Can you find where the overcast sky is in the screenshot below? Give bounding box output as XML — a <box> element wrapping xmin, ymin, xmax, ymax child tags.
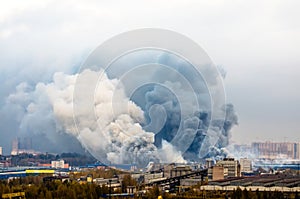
<box><xmin>0</xmin><ymin>0</ymin><xmax>299</xmax><ymax>152</ymax></box>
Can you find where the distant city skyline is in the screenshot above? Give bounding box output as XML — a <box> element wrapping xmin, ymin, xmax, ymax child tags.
<box><xmin>0</xmin><ymin>1</ymin><xmax>299</xmax><ymax>154</ymax></box>
<box><xmin>3</xmin><ymin>138</ymin><xmax>300</xmax><ymax>160</ymax></box>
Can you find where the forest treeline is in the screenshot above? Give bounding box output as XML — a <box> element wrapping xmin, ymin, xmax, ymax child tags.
<box><xmin>1</xmin><ymin>176</ymin><xmax>300</xmax><ymax>199</ymax></box>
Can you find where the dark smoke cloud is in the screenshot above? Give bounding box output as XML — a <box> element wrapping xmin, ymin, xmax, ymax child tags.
<box><xmin>133</xmin><ymin>53</ymin><xmax>238</xmax><ymax>162</ymax></box>
<box><xmin>105</xmin><ymin>50</ymin><xmax>238</xmax><ymax>163</ymax></box>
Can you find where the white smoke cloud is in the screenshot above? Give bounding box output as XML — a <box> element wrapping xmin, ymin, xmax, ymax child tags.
<box><xmin>7</xmin><ymin>68</ymin><xmax>187</xmax><ymax>166</ymax></box>
<box><xmin>75</xmin><ymin>69</ymin><xmax>189</xmax><ymax>166</ymax></box>
<box><xmin>158</xmin><ymin>140</ymin><xmax>186</xmax><ymax>164</ymax></box>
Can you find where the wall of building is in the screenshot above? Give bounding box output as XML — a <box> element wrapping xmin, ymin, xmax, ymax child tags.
<box><xmin>51</xmin><ymin>160</ymin><xmax>69</xmax><ymax>169</ymax></box>
<box><xmin>240</xmin><ymin>158</ymin><xmax>252</xmax><ymax>173</ymax></box>
<box><xmin>216</xmin><ymin>158</ymin><xmax>240</xmax><ymax>178</ymax></box>
<box><xmin>212</xmin><ymin>166</ymin><xmax>225</xmax><ymax>181</ymax></box>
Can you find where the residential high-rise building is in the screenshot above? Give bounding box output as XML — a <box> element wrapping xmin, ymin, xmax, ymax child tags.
<box><xmin>11</xmin><ymin>138</ymin><xmax>19</xmax><ymax>155</ymax></box>
<box><xmin>11</xmin><ymin>137</ymin><xmax>34</xmax><ymax>155</ymax></box>
<box><xmin>294</xmin><ymin>142</ymin><xmax>300</xmax><ymax>159</ymax></box>
<box><xmin>252</xmin><ymin>141</ymin><xmax>297</xmax><ymax>159</ymax></box>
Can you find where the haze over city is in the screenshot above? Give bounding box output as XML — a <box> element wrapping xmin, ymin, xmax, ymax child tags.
<box><xmin>1</xmin><ymin>2</ymin><xmax>300</xmax><ymax>199</ymax></box>
<box><xmin>0</xmin><ymin>1</ymin><xmax>299</xmax><ymax>156</ymax></box>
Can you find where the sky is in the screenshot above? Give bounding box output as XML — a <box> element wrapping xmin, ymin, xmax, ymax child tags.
<box><xmin>0</xmin><ymin>0</ymin><xmax>299</xmax><ymax>154</ymax></box>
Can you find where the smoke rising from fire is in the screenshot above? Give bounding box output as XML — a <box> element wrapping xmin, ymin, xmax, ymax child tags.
<box><xmin>3</xmin><ymin>29</ymin><xmax>238</xmax><ymax>166</ymax></box>
<box><xmin>4</xmin><ymin>50</ymin><xmax>237</xmax><ymax>166</ymax></box>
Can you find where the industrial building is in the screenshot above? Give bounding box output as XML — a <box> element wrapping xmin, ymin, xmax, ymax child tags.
<box><xmin>162</xmin><ymin>164</ymin><xmax>192</xmax><ymax>178</ymax></box>
<box><xmin>240</xmin><ymin>158</ymin><xmax>252</xmax><ymax>173</ymax></box>
<box><xmin>212</xmin><ymin>165</ymin><xmax>227</xmax><ymax>181</ymax></box>
<box><xmin>215</xmin><ymin>158</ymin><xmax>240</xmax><ymax>178</ymax></box>
<box><xmin>182</xmin><ymin>173</ymin><xmax>300</xmax><ymax>192</ymax></box>
<box><xmin>209</xmin><ymin>174</ymin><xmax>300</xmax><ymax>189</ymax></box>
<box><xmin>0</xmin><ymin>169</ymin><xmax>55</xmax><ymax>179</ymax></box>
<box><xmin>207</xmin><ymin>158</ymin><xmax>242</xmax><ymax>180</ymax></box>
<box><xmin>205</xmin><ymin>158</ymin><xmax>214</xmax><ymax>168</ymax></box>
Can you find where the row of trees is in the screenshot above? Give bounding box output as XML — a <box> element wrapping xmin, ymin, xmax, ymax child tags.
<box><xmin>175</xmin><ymin>186</ymin><xmax>300</xmax><ymax>199</ymax></box>
<box><xmin>231</xmin><ymin>187</ymin><xmax>299</xmax><ymax>199</ymax></box>
<box><xmin>1</xmin><ymin>174</ymin><xmax>300</xmax><ymax>199</ymax></box>
<box><xmin>1</xmin><ymin>179</ymin><xmax>167</xmax><ymax>199</ymax></box>
<box><xmin>1</xmin><ymin>180</ymin><xmax>109</xmax><ymax>199</ymax></box>
<box><xmin>1</xmin><ymin>173</ymin><xmax>164</xmax><ymax>199</ymax></box>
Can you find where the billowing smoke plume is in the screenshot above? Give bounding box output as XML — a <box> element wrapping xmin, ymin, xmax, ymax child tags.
<box><xmin>73</xmin><ymin>69</ymin><xmax>185</xmax><ymax>165</ymax></box>
<box><xmin>129</xmin><ymin>53</ymin><xmax>238</xmax><ymax>162</ymax></box>
<box><xmin>4</xmin><ymin>52</ymin><xmax>238</xmax><ymax>166</ymax></box>
<box><xmin>4</xmin><ymin>75</ymin><xmax>84</xmax><ymax>153</ymax></box>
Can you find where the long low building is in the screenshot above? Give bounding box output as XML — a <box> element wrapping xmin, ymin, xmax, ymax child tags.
<box><xmin>200</xmin><ymin>185</ymin><xmax>300</xmax><ymax>192</ymax></box>
<box><xmin>0</xmin><ymin>169</ymin><xmax>56</xmax><ymax>179</ymax></box>
<box><xmin>25</xmin><ymin>169</ymin><xmax>55</xmax><ymax>174</ymax></box>
<box><xmin>208</xmin><ymin>174</ymin><xmax>300</xmax><ymax>188</ymax></box>
<box><xmin>0</xmin><ymin>171</ymin><xmax>26</xmax><ymax>179</ymax></box>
